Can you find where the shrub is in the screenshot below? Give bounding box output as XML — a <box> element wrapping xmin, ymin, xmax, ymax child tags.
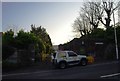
<box><xmin>2</xmin><ymin>60</ymin><xmax>18</xmax><ymax>72</ymax></box>
<box><xmin>87</xmin><ymin>56</ymin><xmax>94</xmax><ymax>64</ymax></box>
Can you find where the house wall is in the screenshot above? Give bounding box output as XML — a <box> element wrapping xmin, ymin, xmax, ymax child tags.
<box><xmin>58</xmin><ymin>38</ymin><xmax>105</xmax><ymax>59</ymax></box>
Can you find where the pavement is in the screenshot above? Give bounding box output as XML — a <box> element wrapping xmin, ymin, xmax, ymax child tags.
<box><xmin>2</xmin><ymin>60</ymin><xmax>120</xmax><ymax>80</ymax></box>
<box><xmin>2</xmin><ymin>62</ymin><xmax>54</xmax><ymax>74</ymax></box>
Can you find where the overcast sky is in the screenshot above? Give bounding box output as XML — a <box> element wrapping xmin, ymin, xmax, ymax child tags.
<box><xmin>2</xmin><ymin>2</ymin><xmax>83</xmax><ymax>45</ymax></box>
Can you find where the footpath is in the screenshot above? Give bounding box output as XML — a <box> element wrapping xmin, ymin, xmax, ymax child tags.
<box><xmin>2</xmin><ymin>62</ymin><xmax>54</xmax><ymax>75</ymax></box>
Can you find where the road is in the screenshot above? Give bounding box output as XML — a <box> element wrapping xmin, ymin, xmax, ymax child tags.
<box><xmin>2</xmin><ymin>61</ymin><xmax>120</xmax><ymax>80</ymax></box>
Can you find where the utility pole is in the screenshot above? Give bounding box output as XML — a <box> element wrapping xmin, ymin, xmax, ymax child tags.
<box><xmin>113</xmin><ymin>9</ymin><xmax>119</xmax><ymax>60</ymax></box>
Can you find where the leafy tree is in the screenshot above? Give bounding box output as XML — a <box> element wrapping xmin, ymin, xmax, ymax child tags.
<box><xmin>2</xmin><ymin>29</ymin><xmax>14</xmax><ymax>46</ymax></box>
<box><xmin>2</xmin><ymin>29</ymin><xmax>15</xmax><ymax>60</ymax></box>
<box><xmin>15</xmin><ymin>29</ymin><xmax>37</xmax><ymax>49</ymax></box>
<box><xmin>33</xmin><ymin>37</ymin><xmax>46</xmax><ymax>62</ymax></box>
<box><xmin>88</xmin><ymin>28</ymin><xmax>105</xmax><ymax>38</ymax></box>
<box><xmin>30</xmin><ymin>24</ymin><xmax>53</xmax><ymax>62</ymax></box>
<box><xmin>104</xmin><ymin>27</ymin><xmax>114</xmax><ymax>43</ymax></box>
<box><xmin>14</xmin><ymin>29</ymin><xmax>46</xmax><ymax>62</ymax></box>
<box><xmin>2</xmin><ymin>25</ymin><xmax>53</xmax><ymax>62</ymax></box>
<box><xmin>30</xmin><ymin>24</ymin><xmax>53</xmax><ymax>54</ymax></box>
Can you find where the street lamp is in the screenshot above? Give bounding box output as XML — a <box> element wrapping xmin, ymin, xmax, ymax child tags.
<box><xmin>113</xmin><ymin>9</ymin><xmax>119</xmax><ymax>60</ymax></box>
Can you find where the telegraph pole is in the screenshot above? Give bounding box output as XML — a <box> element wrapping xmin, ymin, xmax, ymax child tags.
<box><xmin>113</xmin><ymin>9</ymin><xmax>119</xmax><ymax>60</ymax></box>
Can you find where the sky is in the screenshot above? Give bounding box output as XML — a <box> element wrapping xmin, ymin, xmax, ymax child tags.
<box><xmin>1</xmin><ymin>0</ymin><xmax>86</xmax><ymax>2</ymax></box>
<box><xmin>2</xmin><ymin>2</ymin><xmax>83</xmax><ymax>45</ymax></box>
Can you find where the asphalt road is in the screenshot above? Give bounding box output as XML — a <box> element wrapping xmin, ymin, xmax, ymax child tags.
<box><xmin>2</xmin><ymin>61</ymin><xmax>120</xmax><ymax>80</ymax></box>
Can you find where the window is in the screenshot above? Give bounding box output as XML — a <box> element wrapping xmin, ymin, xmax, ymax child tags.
<box><xmin>68</xmin><ymin>52</ymin><xmax>77</xmax><ymax>57</ymax></box>
<box><xmin>58</xmin><ymin>52</ymin><xmax>66</xmax><ymax>58</ymax></box>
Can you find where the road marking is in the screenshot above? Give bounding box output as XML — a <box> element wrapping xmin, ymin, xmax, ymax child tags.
<box><xmin>2</xmin><ymin>70</ymin><xmax>52</xmax><ymax>77</ymax></box>
<box><xmin>2</xmin><ymin>72</ymin><xmax>34</xmax><ymax>77</ymax></box>
<box><xmin>100</xmin><ymin>73</ymin><xmax>120</xmax><ymax>78</ymax></box>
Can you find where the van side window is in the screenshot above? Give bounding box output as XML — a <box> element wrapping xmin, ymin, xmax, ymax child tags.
<box><xmin>68</xmin><ymin>52</ymin><xmax>77</xmax><ymax>57</ymax></box>
<box><xmin>58</xmin><ymin>52</ymin><xmax>66</xmax><ymax>58</ymax></box>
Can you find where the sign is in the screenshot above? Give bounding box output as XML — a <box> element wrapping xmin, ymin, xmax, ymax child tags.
<box><xmin>95</xmin><ymin>42</ymin><xmax>104</xmax><ymax>45</ymax></box>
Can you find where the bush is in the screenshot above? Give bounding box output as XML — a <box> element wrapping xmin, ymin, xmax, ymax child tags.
<box><xmin>87</xmin><ymin>56</ymin><xmax>94</xmax><ymax>64</ymax></box>
<box><xmin>2</xmin><ymin>60</ymin><xmax>18</xmax><ymax>72</ymax></box>
<box><xmin>42</xmin><ymin>54</ymin><xmax>51</xmax><ymax>62</ymax></box>
<box><xmin>2</xmin><ymin>46</ymin><xmax>15</xmax><ymax>60</ymax></box>
<box><xmin>104</xmin><ymin>44</ymin><xmax>116</xmax><ymax>60</ymax></box>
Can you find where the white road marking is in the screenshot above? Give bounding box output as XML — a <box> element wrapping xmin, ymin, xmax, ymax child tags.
<box><xmin>2</xmin><ymin>70</ymin><xmax>53</xmax><ymax>77</ymax></box>
<box><xmin>100</xmin><ymin>73</ymin><xmax>120</xmax><ymax>78</ymax></box>
<box><xmin>2</xmin><ymin>72</ymin><xmax>29</xmax><ymax>77</ymax></box>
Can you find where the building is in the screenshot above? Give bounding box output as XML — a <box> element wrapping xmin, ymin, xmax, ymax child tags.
<box><xmin>58</xmin><ymin>38</ymin><xmax>105</xmax><ymax>59</ymax></box>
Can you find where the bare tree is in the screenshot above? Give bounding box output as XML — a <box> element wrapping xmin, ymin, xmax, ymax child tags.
<box><xmin>73</xmin><ymin>13</ymin><xmax>91</xmax><ymax>37</ymax></box>
<box><xmin>97</xmin><ymin>0</ymin><xmax>120</xmax><ymax>29</ymax></box>
<box><xmin>73</xmin><ymin>2</ymin><xmax>102</xmax><ymax>37</ymax></box>
<box><xmin>73</xmin><ymin>17</ymin><xmax>83</xmax><ymax>37</ymax></box>
<box><xmin>82</xmin><ymin>2</ymin><xmax>103</xmax><ymax>29</ymax></box>
<box><xmin>73</xmin><ymin>1</ymin><xmax>120</xmax><ymax>37</ymax></box>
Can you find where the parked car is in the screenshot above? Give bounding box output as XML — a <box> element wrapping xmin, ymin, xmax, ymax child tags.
<box><xmin>51</xmin><ymin>51</ymin><xmax>88</xmax><ymax>69</ymax></box>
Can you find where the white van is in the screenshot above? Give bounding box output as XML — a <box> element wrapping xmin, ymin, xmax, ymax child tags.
<box><xmin>51</xmin><ymin>51</ymin><xmax>87</xmax><ymax>69</ymax></box>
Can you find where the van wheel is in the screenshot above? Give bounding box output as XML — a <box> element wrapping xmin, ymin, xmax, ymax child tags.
<box><xmin>81</xmin><ymin>59</ymin><xmax>87</xmax><ymax>66</ymax></box>
<box><xmin>59</xmin><ymin>62</ymin><xmax>66</xmax><ymax>69</ymax></box>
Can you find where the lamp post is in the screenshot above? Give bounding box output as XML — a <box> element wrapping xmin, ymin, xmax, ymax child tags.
<box><xmin>113</xmin><ymin>9</ymin><xmax>119</xmax><ymax>60</ymax></box>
